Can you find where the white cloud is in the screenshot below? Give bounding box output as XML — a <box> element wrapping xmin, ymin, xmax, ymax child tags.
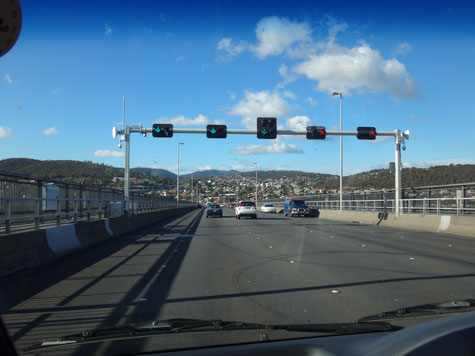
<box><xmin>282</xmin><ymin>115</ymin><xmax>312</xmax><ymax>140</ymax></box>
<box><xmin>93</xmin><ymin>150</ymin><xmax>124</xmax><ymax>158</ymax></box>
<box><xmin>228</xmin><ymin>92</ymin><xmax>236</xmax><ymax>101</ymax></box>
<box><xmin>276</xmin><ymin>64</ymin><xmax>298</xmax><ymax>89</ymax></box>
<box><xmin>395</xmin><ymin>42</ymin><xmax>412</xmax><ymax>55</ymax></box>
<box><xmin>251</xmin><ymin>17</ymin><xmax>312</xmax><ymax>59</ymax></box>
<box><xmin>305</xmin><ymin>97</ymin><xmax>317</xmax><ymax>106</ymax></box>
<box><xmin>157</xmin><ymin>114</ymin><xmax>209</xmax><ymax>126</ymax></box>
<box><xmin>286</xmin><ymin>115</ymin><xmax>311</xmax><ymax>131</ymax></box>
<box><xmin>327</xmin><ymin>20</ymin><xmax>348</xmax><ymax>45</ymax></box>
<box><xmin>231</xmin><ymin>138</ymin><xmax>303</xmax><ymax>155</ymax></box>
<box><xmin>195</xmin><ymin>164</ymin><xmax>213</xmax><ymax>171</ymax></box>
<box><xmin>4</xmin><ymin>74</ymin><xmax>12</xmax><ymax>85</ymax></box>
<box><xmin>105</xmin><ymin>24</ymin><xmax>112</xmax><ymax>36</ymax></box>
<box><xmin>283</xmin><ymin>90</ymin><xmax>297</xmax><ymax>99</ymax></box>
<box><xmin>0</xmin><ymin>126</ymin><xmax>12</xmax><ymax>139</ymax></box>
<box><xmin>294</xmin><ymin>42</ymin><xmax>419</xmax><ymax>99</ymax></box>
<box><xmin>155</xmin><ymin>114</ymin><xmax>224</xmax><ymax>126</ymax></box>
<box><xmin>217</xmin><ymin>37</ymin><xmax>247</xmax><ymax>59</ymax></box>
<box><xmin>43</xmin><ymin>127</ymin><xmax>58</xmax><ymax>135</ymax></box>
<box><xmin>228</xmin><ymin>90</ymin><xmax>291</xmax><ymax>129</ymax></box>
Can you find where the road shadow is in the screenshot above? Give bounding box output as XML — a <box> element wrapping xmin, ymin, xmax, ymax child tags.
<box><xmin>0</xmin><ymin>210</ymin><xmax>200</xmax><ymax>345</ymax></box>
<box><xmin>71</xmin><ymin>208</ymin><xmax>203</xmax><ymax>355</ymax></box>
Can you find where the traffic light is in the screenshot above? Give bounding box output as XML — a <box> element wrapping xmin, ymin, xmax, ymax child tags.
<box><xmin>306</xmin><ymin>126</ymin><xmax>326</xmax><ymax>139</ymax></box>
<box><xmin>206</xmin><ymin>124</ymin><xmax>227</xmax><ymax>138</ymax></box>
<box><xmin>357</xmin><ymin>126</ymin><xmax>377</xmax><ymax>140</ymax></box>
<box><xmin>152</xmin><ymin>124</ymin><xmax>173</xmax><ymax>138</ymax></box>
<box><xmin>257</xmin><ymin>117</ymin><xmax>277</xmax><ymax>139</ymax></box>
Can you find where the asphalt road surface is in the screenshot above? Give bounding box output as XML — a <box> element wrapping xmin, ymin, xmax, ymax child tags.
<box><xmin>1</xmin><ymin>208</ymin><xmax>475</xmax><ymax>354</ymax></box>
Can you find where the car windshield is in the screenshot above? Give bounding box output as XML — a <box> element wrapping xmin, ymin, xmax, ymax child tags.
<box><xmin>1</xmin><ymin>1</ymin><xmax>475</xmax><ymax>355</ymax></box>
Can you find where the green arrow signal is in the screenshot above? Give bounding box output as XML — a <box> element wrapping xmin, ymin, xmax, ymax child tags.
<box><xmin>262</xmin><ymin>129</ymin><xmax>267</xmax><ymax>135</ymax></box>
<box><xmin>155</xmin><ymin>127</ymin><xmax>161</xmax><ymax>133</ymax></box>
<box><xmin>210</xmin><ymin>128</ymin><xmax>216</xmax><ymax>134</ymax></box>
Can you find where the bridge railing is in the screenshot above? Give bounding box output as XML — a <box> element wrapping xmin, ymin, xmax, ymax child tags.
<box><xmin>0</xmin><ymin>197</ymin><xmax>195</xmax><ymax>235</ymax></box>
<box><xmin>261</xmin><ymin>197</ymin><xmax>475</xmax><ymax>216</ymax></box>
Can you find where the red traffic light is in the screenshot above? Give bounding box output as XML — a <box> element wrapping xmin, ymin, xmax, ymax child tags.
<box><xmin>306</xmin><ymin>126</ymin><xmax>326</xmax><ymax>139</ymax></box>
<box><xmin>357</xmin><ymin>127</ymin><xmax>377</xmax><ymax>140</ymax></box>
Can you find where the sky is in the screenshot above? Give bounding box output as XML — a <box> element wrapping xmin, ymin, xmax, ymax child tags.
<box><xmin>1</xmin><ymin>0</ymin><xmax>475</xmax><ymax>175</ymax></box>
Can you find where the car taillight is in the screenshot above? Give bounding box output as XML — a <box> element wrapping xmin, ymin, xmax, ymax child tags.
<box><xmin>206</xmin><ymin>209</ymin><xmax>211</xmax><ymax>212</ymax></box>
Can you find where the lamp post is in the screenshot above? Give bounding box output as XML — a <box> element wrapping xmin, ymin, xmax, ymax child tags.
<box><xmin>253</xmin><ymin>162</ymin><xmax>258</xmax><ymax>207</ymax></box>
<box><xmin>177</xmin><ymin>142</ymin><xmax>184</xmax><ymax>205</ymax></box>
<box><xmin>191</xmin><ymin>173</ymin><xmax>194</xmax><ymax>203</ymax></box>
<box><xmin>332</xmin><ymin>92</ymin><xmax>343</xmax><ymax>212</ymax></box>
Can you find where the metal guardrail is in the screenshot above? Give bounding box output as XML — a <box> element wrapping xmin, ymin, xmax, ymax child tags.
<box><xmin>262</xmin><ymin>197</ymin><xmax>475</xmax><ymax>216</ymax></box>
<box><xmin>0</xmin><ymin>197</ymin><xmax>194</xmax><ymax>234</ymax></box>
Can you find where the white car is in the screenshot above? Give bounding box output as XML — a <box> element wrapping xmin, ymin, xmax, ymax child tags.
<box><xmin>235</xmin><ymin>201</ymin><xmax>257</xmax><ymax>219</ymax></box>
<box><xmin>260</xmin><ymin>203</ymin><xmax>276</xmax><ymax>213</ymax></box>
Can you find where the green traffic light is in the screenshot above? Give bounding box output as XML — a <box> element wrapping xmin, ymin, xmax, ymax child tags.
<box><xmin>262</xmin><ymin>129</ymin><xmax>267</xmax><ymax>134</ymax></box>
<box><xmin>210</xmin><ymin>128</ymin><xmax>216</xmax><ymax>134</ymax></box>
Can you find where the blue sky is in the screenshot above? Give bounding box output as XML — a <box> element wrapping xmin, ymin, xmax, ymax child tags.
<box><xmin>1</xmin><ymin>0</ymin><xmax>475</xmax><ymax>175</ymax></box>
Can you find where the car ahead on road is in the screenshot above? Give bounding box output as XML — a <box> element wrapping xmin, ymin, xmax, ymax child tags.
<box><xmin>260</xmin><ymin>203</ymin><xmax>277</xmax><ymax>213</ymax></box>
<box><xmin>284</xmin><ymin>199</ymin><xmax>309</xmax><ymax>217</ymax></box>
<box><xmin>206</xmin><ymin>204</ymin><xmax>223</xmax><ymax>218</ymax></box>
<box><xmin>235</xmin><ymin>201</ymin><xmax>257</xmax><ymax>219</ymax></box>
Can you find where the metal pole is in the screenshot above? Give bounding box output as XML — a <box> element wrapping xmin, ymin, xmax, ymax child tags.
<box><xmin>177</xmin><ymin>142</ymin><xmax>184</xmax><ymax>205</ymax></box>
<box><xmin>254</xmin><ymin>163</ymin><xmax>258</xmax><ymax>207</ymax></box>
<box><xmin>395</xmin><ymin>129</ymin><xmax>401</xmax><ymax>217</ymax></box>
<box><xmin>177</xmin><ymin>143</ymin><xmax>180</xmax><ymax>205</ymax></box>
<box><xmin>124</xmin><ymin>125</ymin><xmax>130</xmax><ymax>212</ymax></box>
<box><xmin>339</xmin><ymin>93</ymin><xmax>343</xmax><ymax>212</ymax></box>
<box><xmin>191</xmin><ymin>173</ymin><xmax>194</xmax><ymax>203</ymax></box>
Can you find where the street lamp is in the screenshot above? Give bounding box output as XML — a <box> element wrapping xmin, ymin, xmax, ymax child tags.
<box><xmin>177</xmin><ymin>142</ymin><xmax>184</xmax><ymax>205</ymax></box>
<box><xmin>332</xmin><ymin>92</ymin><xmax>343</xmax><ymax>212</ymax></box>
<box><xmin>253</xmin><ymin>162</ymin><xmax>258</xmax><ymax>207</ymax></box>
<box><xmin>191</xmin><ymin>172</ymin><xmax>194</xmax><ymax>203</ymax></box>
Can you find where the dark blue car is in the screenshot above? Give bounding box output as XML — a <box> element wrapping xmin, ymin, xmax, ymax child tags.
<box><xmin>284</xmin><ymin>199</ymin><xmax>309</xmax><ymax>217</ymax></box>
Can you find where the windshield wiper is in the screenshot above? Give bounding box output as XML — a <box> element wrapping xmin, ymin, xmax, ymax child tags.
<box><xmin>358</xmin><ymin>299</ymin><xmax>475</xmax><ymax>322</ymax></box>
<box><xmin>25</xmin><ymin>318</ymin><xmax>402</xmax><ymax>352</ymax></box>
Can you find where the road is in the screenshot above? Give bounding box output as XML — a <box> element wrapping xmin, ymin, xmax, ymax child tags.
<box><xmin>1</xmin><ymin>208</ymin><xmax>475</xmax><ymax>354</ymax></box>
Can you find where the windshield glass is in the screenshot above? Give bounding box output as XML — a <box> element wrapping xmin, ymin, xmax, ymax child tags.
<box><xmin>1</xmin><ymin>1</ymin><xmax>475</xmax><ymax>355</ymax></box>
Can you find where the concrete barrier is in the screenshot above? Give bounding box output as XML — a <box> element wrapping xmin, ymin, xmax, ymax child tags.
<box><xmin>46</xmin><ymin>225</ymin><xmax>81</xmax><ymax>256</ymax></box>
<box><xmin>0</xmin><ymin>207</ymin><xmax>197</xmax><ymax>278</ymax></box>
<box><xmin>0</xmin><ymin>230</ymin><xmax>55</xmax><ymax>277</ymax></box>
<box><xmin>318</xmin><ymin>210</ymin><xmax>475</xmax><ymax>238</ymax></box>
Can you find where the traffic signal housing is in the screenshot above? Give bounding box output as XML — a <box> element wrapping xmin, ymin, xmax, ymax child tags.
<box><xmin>257</xmin><ymin>117</ymin><xmax>277</xmax><ymax>139</ymax></box>
<box><xmin>306</xmin><ymin>126</ymin><xmax>326</xmax><ymax>139</ymax></box>
<box><xmin>152</xmin><ymin>124</ymin><xmax>173</xmax><ymax>138</ymax></box>
<box><xmin>357</xmin><ymin>126</ymin><xmax>377</xmax><ymax>140</ymax></box>
<box><xmin>206</xmin><ymin>124</ymin><xmax>227</xmax><ymax>138</ymax></box>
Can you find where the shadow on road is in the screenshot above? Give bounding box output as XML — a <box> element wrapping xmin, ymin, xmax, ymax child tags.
<box><xmin>0</xmin><ymin>209</ymin><xmax>201</xmax><ymax>350</ymax></box>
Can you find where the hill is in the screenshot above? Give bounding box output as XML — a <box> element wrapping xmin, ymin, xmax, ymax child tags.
<box><xmin>0</xmin><ymin>158</ymin><xmax>173</xmax><ymax>187</ymax></box>
<box><xmin>183</xmin><ymin>169</ymin><xmax>240</xmax><ymax>178</ymax></box>
<box><xmin>132</xmin><ymin>167</ymin><xmax>176</xmax><ymax>179</ymax></box>
<box><xmin>238</xmin><ymin>170</ymin><xmax>337</xmax><ymax>181</ymax></box>
<box><xmin>318</xmin><ymin>164</ymin><xmax>475</xmax><ymax>190</ymax></box>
